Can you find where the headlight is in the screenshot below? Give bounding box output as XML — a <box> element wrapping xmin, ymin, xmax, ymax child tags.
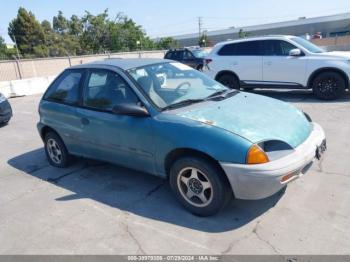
<box><xmin>246</xmin><ymin>144</ymin><xmax>269</xmax><ymax>164</ymax></box>
<box><xmin>0</xmin><ymin>93</ymin><xmax>6</xmax><ymax>103</ymax></box>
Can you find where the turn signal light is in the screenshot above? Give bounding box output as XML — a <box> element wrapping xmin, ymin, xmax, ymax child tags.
<box><xmin>246</xmin><ymin>144</ymin><xmax>269</xmax><ymax>164</ymax></box>
<box><xmin>281</xmin><ymin>173</ymin><xmax>296</xmax><ymax>183</ymax></box>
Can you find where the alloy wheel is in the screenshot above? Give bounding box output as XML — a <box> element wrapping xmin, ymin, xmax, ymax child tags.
<box><xmin>46</xmin><ymin>138</ymin><xmax>62</xmax><ymax>164</ymax></box>
<box><xmin>177</xmin><ymin>167</ymin><xmax>213</xmax><ymax>207</ymax></box>
<box><xmin>317</xmin><ymin>77</ymin><xmax>339</xmax><ymax>97</ymax></box>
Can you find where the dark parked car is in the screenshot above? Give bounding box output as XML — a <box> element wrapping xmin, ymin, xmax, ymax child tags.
<box><xmin>164</xmin><ymin>47</ymin><xmax>208</xmax><ymax>71</ymax></box>
<box><xmin>0</xmin><ymin>93</ymin><xmax>12</xmax><ymax>125</ymax></box>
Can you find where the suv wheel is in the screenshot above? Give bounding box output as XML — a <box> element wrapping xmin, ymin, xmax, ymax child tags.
<box><xmin>196</xmin><ymin>64</ymin><xmax>203</xmax><ymax>71</ymax></box>
<box><xmin>44</xmin><ymin>131</ymin><xmax>72</xmax><ymax>168</ymax></box>
<box><xmin>169</xmin><ymin>156</ymin><xmax>232</xmax><ymax>216</ymax></box>
<box><xmin>217</xmin><ymin>74</ymin><xmax>240</xmax><ymax>90</ymax></box>
<box><xmin>312</xmin><ymin>72</ymin><xmax>346</xmax><ymax>100</ymax></box>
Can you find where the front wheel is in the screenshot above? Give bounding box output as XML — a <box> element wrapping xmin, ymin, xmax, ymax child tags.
<box><xmin>217</xmin><ymin>74</ymin><xmax>240</xmax><ymax>90</ymax></box>
<box><xmin>312</xmin><ymin>72</ymin><xmax>346</xmax><ymax>100</ymax></box>
<box><xmin>169</xmin><ymin>156</ymin><xmax>232</xmax><ymax>216</ymax></box>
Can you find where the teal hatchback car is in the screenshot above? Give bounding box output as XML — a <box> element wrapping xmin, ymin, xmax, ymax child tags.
<box><xmin>38</xmin><ymin>58</ymin><xmax>326</xmax><ymax>216</ymax></box>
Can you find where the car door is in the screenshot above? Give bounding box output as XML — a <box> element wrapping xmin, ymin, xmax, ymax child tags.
<box><xmin>76</xmin><ymin>69</ymin><xmax>156</xmax><ymax>173</ymax></box>
<box><xmin>262</xmin><ymin>40</ymin><xmax>307</xmax><ymax>86</ymax></box>
<box><xmin>182</xmin><ymin>50</ymin><xmax>197</xmax><ymax>68</ymax></box>
<box><xmin>216</xmin><ymin>40</ymin><xmax>263</xmax><ymax>83</ymax></box>
<box><xmin>41</xmin><ymin>69</ymin><xmax>86</xmax><ymax>155</ymax></box>
<box><xmin>173</xmin><ymin>50</ymin><xmax>184</xmax><ymax>63</ymax></box>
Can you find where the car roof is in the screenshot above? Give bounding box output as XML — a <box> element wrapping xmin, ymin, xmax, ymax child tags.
<box><xmin>167</xmin><ymin>46</ymin><xmax>203</xmax><ymax>52</ymax></box>
<box><xmin>214</xmin><ymin>35</ymin><xmax>296</xmax><ymax>47</ymax></box>
<box><xmin>71</xmin><ymin>58</ymin><xmax>172</xmax><ymax>70</ymax></box>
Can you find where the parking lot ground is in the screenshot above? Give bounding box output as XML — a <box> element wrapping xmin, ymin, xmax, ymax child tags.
<box><xmin>0</xmin><ymin>91</ymin><xmax>350</xmax><ymax>254</ymax></box>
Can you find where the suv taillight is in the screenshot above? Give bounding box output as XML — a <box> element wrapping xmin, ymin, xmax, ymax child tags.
<box><xmin>204</xmin><ymin>58</ymin><xmax>212</xmax><ymax>65</ymax></box>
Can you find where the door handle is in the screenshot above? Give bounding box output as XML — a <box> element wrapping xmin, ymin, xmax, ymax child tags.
<box><xmin>232</xmin><ymin>61</ymin><xmax>238</xmax><ymax>65</ymax></box>
<box><xmin>266</xmin><ymin>61</ymin><xmax>272</xmax><ymax>66</ymax></box>
<box><xmin>81</xmin><ymin>118</ymin><xmax>90</xmax><ymax>125</ymax></box>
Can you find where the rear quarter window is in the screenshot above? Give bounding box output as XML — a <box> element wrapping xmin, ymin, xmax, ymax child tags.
<box><xmin>44</xmin><ymin>69</ymin><xmax>83</xmax><ymax>104</ymax></box>
<box><xmin>218</xmin><ymin>41</ymin><xmax>262</xmax><ymax>56</ymax></box>
<box><xmin>165</xmin><ymin>52</ymin><xmax>173</xmax><ymax>59</ymax></box>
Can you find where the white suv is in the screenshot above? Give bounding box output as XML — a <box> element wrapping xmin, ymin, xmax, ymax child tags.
<box><xmin>203</xmin><ymin>35</ymin><xmax>350</xmax><ymax>100</ymax></box>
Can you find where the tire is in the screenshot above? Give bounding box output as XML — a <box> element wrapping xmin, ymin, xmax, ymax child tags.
<box><xmin>217</xmin><ymin>73</ymin><xmax>240</xmax><ymax>90</ymax></box>
<box><xmin>312</xmin><ymin>71</ymin><xmax>346</xmax><ymax>100</ymax></box>
<box><xmin>196</xmin><ymin>64</ymin><xmax>203</xmax><ymax>71</ymax></box>
<box><xmin>0</xmin><ymin>119</ymin><xmax>10</xmax><ymax>126</ymax></box>
<box><xmin>169</xmin><ymin>156</ymin><xmax>232</xmax><ymax>216</ymax></box>
<box><xmin>44</xmin><ymin>131</ymin><xmax>72</xmax><ymax>168</ymax></box>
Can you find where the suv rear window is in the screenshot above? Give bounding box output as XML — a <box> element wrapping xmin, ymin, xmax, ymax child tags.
<box><xmin>218</xmin><ymin>41</ymin><xmax>262</xmax><ymax>56</ymax></box>
<box><xmin>165</xmin><ymin>52</ymin><xmax>173</xmax><ymax>59</ymax></box>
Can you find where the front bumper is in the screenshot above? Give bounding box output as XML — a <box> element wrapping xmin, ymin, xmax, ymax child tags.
<box><xmin>0</xmin><ymin>100</ymin><xmax>12</xmax><ymax>123</ymax></box>
<box><xmin>220</xmin><ymin>122</ymin><xmax>326</xmax><ymax>200</ymax></box>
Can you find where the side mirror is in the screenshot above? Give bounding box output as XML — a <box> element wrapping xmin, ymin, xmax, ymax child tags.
<box><xmin>112</xmin><ymin>103</ymin><xmax>149</xmax><ymax>117</ymax></box>
<box><xmin>289</xmin><ymin>48</ymin><xmax>302</xmax><ymax>57</ymax></box>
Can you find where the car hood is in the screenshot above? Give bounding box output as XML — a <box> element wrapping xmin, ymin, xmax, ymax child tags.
<box><xmin>176</xmin><ymin>92</ymin><xmax>312</xmax><ymax>148</ymax></box>
<box><xmin>316</xmin><ymin>51</ymin><xmax>350</xmax><ymax>59</ymax></box>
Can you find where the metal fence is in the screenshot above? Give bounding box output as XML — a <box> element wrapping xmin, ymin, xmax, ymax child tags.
<box><xmin>0</xmin><ymin>50</ymin><xmax>166</xmax><ymax>82</ymax></box>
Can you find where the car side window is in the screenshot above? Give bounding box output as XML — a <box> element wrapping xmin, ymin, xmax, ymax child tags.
<box><xmin>263</xmin><ymin>40</ymin><xmax>297</xmax><ymax>56</ymax></box>
<box><xmin>183</xmin><ymin>51</ymin><xmax>194</xmax><ymax>60</ymax></box>
<box><xmin>83</xmin><ymin>70</ymin><xmax>139</xmax><ymax>111</ymax></box>
<box><xmin>172</xmin><ymin>51</ymin><xmax>183</xmax><ymax>60</ymax></box>
<box><xmin>217</xmin><ymin>43</ymin><xmax>236</xmax><ymax>56</ymax></box>
<box><xmin>44</xmin><ymin>70</ymin><xmax>82</xmax><ymax>104</ymax></box>
<box><xmin>218</xmin><ymin>41</ymin><xmax>261</xmax><ymax>56</ymax></box>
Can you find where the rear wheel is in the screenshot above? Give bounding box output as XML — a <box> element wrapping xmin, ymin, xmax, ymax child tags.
<box><xmin>44</xmin><ymin>131</ymin><xmax>72</xmax><ymax>168</ymax></box>
<box><xmin>196</xmin><ymin>64</ymin><xmax>203</xmax><ymax>71</ymax></box>
<box><xmin>312</xmin><ymin>71</ymin><xmax>346</xmax><ymax>100</ymax></box>
<box><xmin>217</xmin><ymin>73</ymin><xmax>240</xmax><ymax>90</ymax></box>
<box><xmin>169</xmin><ymin>156</ymin><xmax>232</xmax><ymax>216</ymax></box>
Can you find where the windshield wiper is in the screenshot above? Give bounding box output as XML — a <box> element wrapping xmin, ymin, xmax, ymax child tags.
<box><xmin>162</xmin><ymin>98</ymin><xmax>205</xmax><ymax>111</ymax></box>
<box><xmin>206</xmin><ymin>89</ymin><xmax>238</xmax><ymax>100</ymax></box>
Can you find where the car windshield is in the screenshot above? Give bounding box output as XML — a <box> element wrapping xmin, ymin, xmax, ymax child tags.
<box><xmin>291</xmin><ymin>37</ymin><xmax>325</xmax><ymax>53</ymax></box>
<box><xmin>190</xmin><ymin>49</ymin><xmax>208</xmax><ymax>58</ymax></box>
<box><xmin>127</xmin><ymin>62</ymin><xmax>228</xmax><ymax>109</ymax></box>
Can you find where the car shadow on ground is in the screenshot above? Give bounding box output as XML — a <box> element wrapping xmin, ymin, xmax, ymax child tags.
<box><xmin>248</xmin><ymin>89</ymin><xmax>350</xmax><ymax>103</ymax></box>
<box><xmin>8</xmin><ymin>148</ymin><xmax>285</xmax><ymax>233</ymax></box>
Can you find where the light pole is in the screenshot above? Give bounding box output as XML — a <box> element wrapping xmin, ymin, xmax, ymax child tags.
<box><xmin>136</xmin><ymin>40</ymin><xmax>142</xmax><ymax>51</ymax></box>
<box><xmin>11</xmin><ymin>34</ymin><xmax>22</xmax><ymax>79</ymax></box>
<box><xmin>12</xmin><ymin>34</ymin><xmax>21</xmax><ymax>60</ymax></box>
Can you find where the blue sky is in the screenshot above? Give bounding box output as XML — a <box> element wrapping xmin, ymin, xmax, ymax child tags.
<box><xmin>1</xmin><ymin>0</ymin><xmax>349</xmax><ymax>43</ymax></box>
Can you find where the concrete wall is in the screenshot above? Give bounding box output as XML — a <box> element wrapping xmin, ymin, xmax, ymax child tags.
<box><xmin>0</xmin><ymin>50</ymin><xmax>166</xmax><ymax>98</ymax></box>
<box><xmin>0</xmin><ymin>75</ymin><xmax>56</xmax><ymax>98</ymax></box>
<box><xmin>0</xmin><ymin>50</ymin><xmax>166</xmax><ymax>82</ymax></box>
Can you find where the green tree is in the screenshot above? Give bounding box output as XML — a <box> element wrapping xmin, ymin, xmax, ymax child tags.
<box><xmin>80</xmin><ymin>9</ymin><xmax>110</xmax><ymax>53</ymax></box>
<box><xmin>156</xmin><ymin>37</ymin><xmax>178</xmax><ymax>49</ymax></box>
<box><xmin>6</xmin><ymin>8</ymin><xmax>163</xmax><ymax>58</ymax></box>
<box><xmin>8</xmin><ymin>7</ymin><xmax>47</xmax><ymax>57</ymax></box>
<box><xmin>238</xmin><ymin>29</ymin><xmax>249</xmax><ymax>38</ymax></box>
<box><xmin>0</xmin><ymin>36</ymin><xmax>8</xmax><ymax>59</ymax></box>
<box><xmin>53</xmin><ymin>11</ymin><xmax>68</xmax><ymax>34</ymax></box>
<box><xmin>68</xmin><ymin>15</ymin><xmax>83</xmax><ymax>37</ymax></box>
<box><xmin>41</xmin><ymin>20</ymin><xmax>53</xmax><ymax>34</ymax></box>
